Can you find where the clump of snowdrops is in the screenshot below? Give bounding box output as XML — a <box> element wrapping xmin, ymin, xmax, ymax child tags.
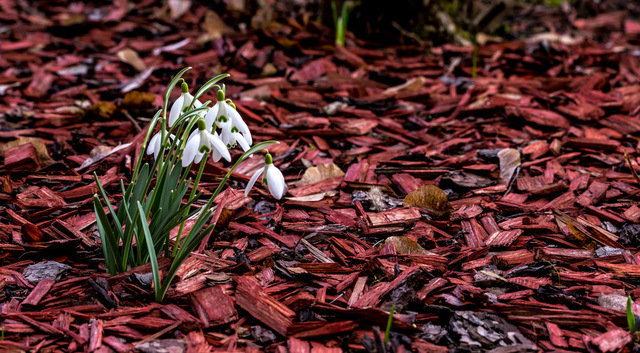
<box><xmin>93</xmin><ymin>68</ymin><xmax>286</xmax><ymax>302</ymax></box>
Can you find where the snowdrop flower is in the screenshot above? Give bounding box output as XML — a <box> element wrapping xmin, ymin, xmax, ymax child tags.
<box><xmin>182</xmin><ymin>119</ymin><xmax>230</xmax><ymax>167</ymax></box>
<box><xmin>220</xmin><ymin>122</ymin><xmax>250</xmax><ymax>152</ymax></box>
<box><xmin>146</xmin><ymin>131</ymin><xmax>177</xmax><ymax>160</ymax></box>
<box><xmin>168</xmin><ymin>80</ymin><xmax>202</xmax><ymax>127</ymax></box>
<box><xmin>244</xmin><ymin>153</ymin><xmax>287</xmax><ymax>200</ymax></box>
<box><xmin>203</xmin><ymin>90</ymin><xmax>252</xmax><ymax>146</ymax></box>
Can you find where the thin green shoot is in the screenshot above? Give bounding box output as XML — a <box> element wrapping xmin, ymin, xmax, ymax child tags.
<box><xmin>384</xmin><ymin>303</ymin><xmax>395</xmax><ymax>344</ymax></box>
<box><xmin>332</xmin><ymin>1</ymin><xmax>353</xmax><ymax>47</ymax></box>
<box><xmin>545</xmin><ymin>260</ymin><xmax>562</xmax><ymax>289</ymax></box>
<box><xmin>628</xmin><ymin>295</ymin><xmax>637</xmax><ymax>334</ymax></box>
<box><xmin>471</xmin><ymin>31</ymin><xmax>478</xmax><ymax>79</ymax></box>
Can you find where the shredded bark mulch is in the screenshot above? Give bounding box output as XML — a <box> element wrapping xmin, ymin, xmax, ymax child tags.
<box><xmin>3</xmin><ymin>1</ymin><xmax>640</xmax><ymax>352</ymax></box>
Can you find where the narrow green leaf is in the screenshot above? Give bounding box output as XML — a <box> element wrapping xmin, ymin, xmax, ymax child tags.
<box><xmin>163</xmin><ymin>67</ymin><xmax>192</xmax><ymax>119</ymax></box>
<box><xmin>137</xmin><ymin>202</ymin><xmax>162</xmax><ymax>302</ymax></box>
<box><xmin>94</xmin><ymin>173</ymin><xmax>125</xmax><ymax>244</ymax></box>
<box><xmin>132</xmin><ymin>108</ymin><xmax>162</xmax><ymax>182</ymax></box>
<box><xmin>93</xmin><ymin>195</ymin><xmax>121</xmax><ymax>275</ymax></box>
<box><xmin>158</xmin><ymin>217</ymin><xmax>216</xmax><ymax>301</ymax></box>
<box><xmin>628</xmin><ymin>296</ymin><xmax>637</xmax><ymax>334</ymax></box>
<box><xmin>190</xmin><ymin>74</ymin><xmax>230</xmax><ymax>109</ymax></box>
<box><xmin>384</xmin><ymin>304</ymin><xmax>395</xmax><ymax>344</ymax></box>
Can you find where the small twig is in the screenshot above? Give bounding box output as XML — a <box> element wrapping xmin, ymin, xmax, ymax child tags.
<box><xmin>122</xmin><ymin>110</ymin><xmax>142</xmax><ymax>133</ymax></box>
<box><xmin>392</xmin><ymin>21</ymin><xmax>424</xmax><ymax>46</ymax></box>
<box><xmin>133</xmin><ymin>321</ymin><xmax>180</xmax><ymax>346</ymax></box>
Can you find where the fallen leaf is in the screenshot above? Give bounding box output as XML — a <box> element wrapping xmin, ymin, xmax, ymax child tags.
<box><xmin>117</xmin><ymin>48</ymin><xmax>146</xmax><ymax>72</ymax></box>
<box><xmin>168</xmin><ymin>0</ymin><xmax>191</xmax><ymax>19</ymax></box>
<box><xmin>122</xmin><ymin>91</ymin><xmax>156</xmax><ymax>106</ymax></box>
<box><xmin>120</xmin><ymin>67</ymin><xmax>155</xmax><ymax>93</ymax></box>
<box><xmin>198</xmin><ymin>10</ymin><xmax>226</xmax><ymax>44</ymax></box>
<box><xmin>287</xmin><ymin>190</ymin><xmax>338</xmax><ymax>202</ymax></box>
<box><xmin>296</xmin><ymin>163</ymin><xmax>345</xmax><ymax>186</ymax></box>
<box><xmin>75</xmin><ymin>143</ymin><xmax>132</xmax><ymax>170</ymax></box>
<box><xmin>0</xmin><ymin>137</ymin><xmax>53</xmax><ymax>167</ymax></box>
<box><xmin>90</xmin><ymin>101</ymin><xmax>117</xmax><ymax>119</ymax></box>
<box><xmin>403</xmin><ymin>185</ymin><xmax>453</xmax><ymax>217</ymax></box>
<box><xmin>383</xmin><ymin>76</ymin><xmax>426</xmax><ymax>95</ymax></box>
<box><xmin>384</xmin><ymin>236</ymin><xmax>436</xmax><ymax>255</ymax></box>
<box><xmin>498</xmin><ymin>148</ymin><xmax>520</xmax><ymax>184</ymax></box>
<box><xmin>566</xmin><ymin>222</ymin><xmax>598</xmax><ymax>252</ymax></box>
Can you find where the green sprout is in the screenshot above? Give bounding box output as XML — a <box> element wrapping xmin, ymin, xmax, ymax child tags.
<box><xmin>332</xmin><ymin>1</ymin><xmax>355</xmax><ymax>47</ymax></box>
<box><xmin>471</xmin><ymin>31</ymin><xmax>478</xmax><ymax>79</ymax></box>
<box><xmin>545</xmin><ymin>260</ymin><xmax>562</xmax><ymax>289</ymax></box>
<box><xmin>384</xmin><ymin>304</ymin><xmax>395</xmax><ymax>344</ymax></box>
<box><xmin>628</xmin><ymin>296</ymin><xmax>637</xmax><ymax>334</ymax></box>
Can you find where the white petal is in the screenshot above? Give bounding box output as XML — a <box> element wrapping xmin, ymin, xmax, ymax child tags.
<box><xmin>194</xmin><ymin>152</ymin><xmax>205</xmax><ymax>164</ymax></box>
<box><xmin>244</xmin><ymin>166</ymin><xmax>265</xmax><ymax>197</ymax></box>
<box><xmin>182</xmin><ymin>93</ymin><xmax>194</xmax><ymax>110</ymax></box>
<box><xmin>182</xmin><ymin>133</ymin><xmax>201</xmax><ymax>167</ymax></box>
<box><xmin>211</xmin><ymin>148</ymin><xmax>222</xmax><ymax>162</ymax></box>
<box><xmin>168</xmin><ymin>95</ymin><xmax>185</xmax><ymax>127</ymax></box>
<box><xmin>228</xmin><ymin>106</ymin><xmax>252</xmax><ymax>145</ymax></box>
<box><xmin>147</xmin><ymin>132</ymin><xmax>159</xmax><ymax>155</ymax></box>
<box><xmin>266</xmin><ymin>165</ymin><xmax>286</xmax><ymax>199</ymax></box>
<box><xmin>204</xmin><ymin>104</ymin><xmax>219</xmax><ymax>130</ymax></box>
<box><xmin>220</xmin><ymin>122</ymin><xmax>232</xmax><ymax>145</ymax></box>
<box><xmin>194</xmin><ymin>99</ymin><xmax>203</xmax><ymax>109</ymax></box>
<box><xmin>207</xmin><ymin>133</ymin><xmax>231</xmax><ymax>162</ymax></box>
<box><xmin>236</xmin><ymin>133</ymin><xmax>250</xmax><ymax>152</ymax></box>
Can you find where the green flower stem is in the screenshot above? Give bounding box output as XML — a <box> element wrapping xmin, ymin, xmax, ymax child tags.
<box><xmin>173</xmin><ymin>151</ymin><xmax>209</xmax><ymax>257</ymax></box>
<box><xmin>132</xmin><ymin>109</ymin><xmax>161</xmax><ymax>182</ymax></box>
<box><xmin>384</xmin><ymin>304</ymin><xmax>395</xmax><ymax>344</ymax></box>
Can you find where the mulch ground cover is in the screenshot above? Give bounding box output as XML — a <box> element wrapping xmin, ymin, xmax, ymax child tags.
<box><xmin>3</xmin><ymin>1</ymin><xmax>640</xmax><ymax>352</ymax></box>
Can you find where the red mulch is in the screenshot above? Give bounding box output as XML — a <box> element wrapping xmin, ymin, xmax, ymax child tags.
<box><xmin>3</xmin><ymin>1</ymin><xmax>640</xmax><ymax>352</ymax></box>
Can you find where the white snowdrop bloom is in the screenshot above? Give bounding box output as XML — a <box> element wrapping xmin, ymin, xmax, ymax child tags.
<box><xmin>226</xmin><ymin>101</ymin><xmax>252</xmax><ymax>145</ymax></box>
<box><xmin>220</xmin><ymin>120</ymin><xmax>250</xmax><ymax>152</ymax></box>
<box><xmin>203</xmin><ymin>104</ymin><xmax>219</xmax><ymax>130</ymax></box>
<box><xmin>146</xmin><ymin>131</ymin><xmax>177</xmax><ymax>160</ymax></box>
<box><xmin>204</xmin><ymin>90</ymin><xmax>252</xmax><ymax>146</ymax></box>
<box><xmin>182</xmin><ymin>119</ymin><xmax>230</xmax><ymax>167</ymax></box>
<box><xmin>168</xmin><ymin>81</ymin><xmax>202</xmax><ymax>127</ymax></box>
<box><xmin>244</xmin><ymin>153</ymin><xmax>287</xmax><ymax>200</ymax></box>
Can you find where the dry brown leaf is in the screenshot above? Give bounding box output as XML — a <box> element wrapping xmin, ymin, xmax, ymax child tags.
<box><xmin>90</xmin><ymin>101</ymin><xmax>117</xmax><ymax>119</ymax></box>
<box><xmin>0</xmin><ymin>137</ymin><xmax>53</xmax><ymax>167</ymax></box>
<box><xmin>497</xmin><ymin>148</ymin><xmax>521</xmax><ymax>184</ymax></box>
<box><xmin>566</xmin><ymin>222</ymin><xmax>598</xmax><ymax>252</ymax></box>
<box><xmin>168</xmin><ymin>0</ymin><xmax>191</xmax><ymax>19</ymax></box>
<box><xmin>117</xmin><ymin>48</ymin><xmax>146</xmax><ymax>72</ymax></box>
<box><xmin>403</xmin><ymin>185</ymin><xmax>453</xmax><ymax>217</ymax></box>
<box><xmin>384</xmin><ymin>236</ymin><xmax>436</xmax><ymax>255</ymax></box>
<box><xmin>383</xmin><ymin>76</ymin><xmax>426</xmax><ymax>95</ymax></box>
<box><xmin>122</xmin><ymin>91</ymin><xmax>156</xmax><ymax>106</ymax></box>
<box><xmin>296</xmin><ymin>163</ymin><xmax>345</xmax><ymax>186</ymax></box>
<box><xmin>75</xmin><ymin>143</ymin><xmax>132</xmax><ymax>170</ymax></box>
<box><xmin>198</xmin><ymin>11</ymin><xmax>226</xmax><ymax>44</ymax></box>
<box><xmin>287</xmin><ymin>190</ymin><xmax>338</xmax><ymax>202</ymax></box>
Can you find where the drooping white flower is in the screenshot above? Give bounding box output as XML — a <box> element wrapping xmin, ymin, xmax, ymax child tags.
<box><xmin>168</xmin><ymin>80</ymin><xmax>202</xmax><ymax>127</ymax></box>
<box><xmin>244</xmin><ymin>153</ymin><xmax>287</xmax><ymax>200</ymax></box>
<box><xmin>146</xmin><ymin>131</ymin><xmax>177</xmax><ymax>160</ymax></box>
<box><xmin>182</xmin><ymin>119</ymin><xmax>230</xmax><ymax>167</ymax></box>
<box><xmin>220</xmin><ymin>122</ymin><xmax>250</xmax><ymax>152</ymax></box>
<box><xmin>203</xmin><ymin>90</ymin><xmax>252</xmax><ymax>146</ymax></box>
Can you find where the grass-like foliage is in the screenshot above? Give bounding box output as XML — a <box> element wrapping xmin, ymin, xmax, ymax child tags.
<box><xmin>93</xmin><ymin>68</ymin><xmax>279</xmax><ymax>301</ymax></box>
<box><xmin>332</xmin><ymin>1</ymin><xmax>355</xmax><ymax>47</ymax></box>
<box><xmin>629</xmin><ymin>296</ymin><xmax>638</xmax><ymax>334</ymax></box>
